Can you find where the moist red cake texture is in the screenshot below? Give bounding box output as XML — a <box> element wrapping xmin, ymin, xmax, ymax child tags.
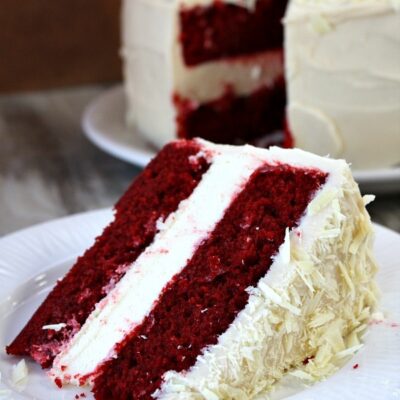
<box><xmin>180</xmin><ymin>0</ymin><xmax>288</xmax><ymax>66</ymax></box>
<box><xmin>93</xmin><ymin>164</ymin><xmax>327</xmax><ymax>400</ymax></box>
<box><xmin>175</xmin><ymin>0</ymin><xmax>289</xmax><ymax>146</ymax></box>
<box><xmin>6</xmin><ymin>141</ymin><xmax>210</xmax><ymax>368</ymax></box>
<box><xmin>174</xmin><ymin>78</ymin><xmax>286</xmax><ymax>145</ymax></box>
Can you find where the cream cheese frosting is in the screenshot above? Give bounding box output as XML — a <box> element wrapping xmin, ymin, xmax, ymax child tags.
<box><xmin>155</xmin><ymin>145</ymin><xmax>378</xmax><ymax>398</ymax></box>
<box><xmin>50</xmin><ymin>142</ymin><xmax>267</xmax><ymax>386</ymax></box>
<box><xmin>285</xmin><ymin>0</ymin><xmax>400</xmax><ymax>169</ymax></box>
<box><xmin>50</xmin><ymin>140</ymin><xmax>377</xmax><ymax>397</ymax></box>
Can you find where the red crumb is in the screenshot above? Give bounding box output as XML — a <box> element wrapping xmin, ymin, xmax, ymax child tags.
<box><xmin>79</xmin><ymin>374</ymin><xmax>91</xmax><ymax>386</ymax></box>
<box><xmin>54</xmin><ymin>378</ymin><xmax>62</xmax><ymax>388</ymax></box>
<box><xmin>353</xmin><ymin>363</ymin><xmax>359</xmax><ymax>369</ymax></box>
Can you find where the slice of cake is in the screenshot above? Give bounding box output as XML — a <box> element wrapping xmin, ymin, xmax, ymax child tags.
<box><xmin>284</xmin><ymin>0</ymin><xmax>400</xmax><ymax>169</ymax></box>
<box><xmin>7</xmin><ymin>139</ymin><xmax>377</xmax><ymax>399</ymax></box>
<box><xmin>122</xmin><ymin>0</ymin><xmax>288</xmax><ymax>148</ymax></box>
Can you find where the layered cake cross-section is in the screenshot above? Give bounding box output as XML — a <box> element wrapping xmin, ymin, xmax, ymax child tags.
<box><xmin>122</xmin><ymin>0</ymin><xmax>288</xmax><ymax>148</ymax></box>
<box><xmin>7</xmin><ymin>139</ymin><xmax>378</xmax><ymax>399</ymax></box>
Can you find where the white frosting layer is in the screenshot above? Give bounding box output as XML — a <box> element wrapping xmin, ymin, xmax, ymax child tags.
<box><xmin>50</xmin><ymin>142</ymin><xmax>267</xmax><ymax>386</ymax></box>
<box><xmin>122</xmin><ymin>0</ymin><xmax>176</xmax><ymax>147</ymax></box>
<box><xmin>155</xmin><ymin>144</ymin><xmax>378</xmax><ymax>398</ymax></box>
<box><xmin>49</xmin><ymin>139</ymin><xmax>376</xmax><ymax>396</ymax></box>
<box><xmin>174</xmin><ymin>50</ymin><xmax>283</xmax><ymax>103</ymax></box>
<box><xmin>180</xmin><ymin>0</ymin><xmax>258</xmax><ymax>10</ymax></box>
<box><xmin>122</xmin><ymin>0</ymin><xmax>283</xmax><ymax>148</ymax></box>
<box><xmin>285</xmin><ymin>1</ymin><xmax>400</xmax><ymax>169</ymax></box>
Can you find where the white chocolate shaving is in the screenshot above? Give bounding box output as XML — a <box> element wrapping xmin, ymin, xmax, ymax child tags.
<box><xmin>289</xmin><ymin>369</ymin><xmax>314</xmax><ymax>381</ymax></box>
<box><xmin>371</xmin><ymin>311</ymin><xmax>385</xmax><ymax>321</ymax></box>
<box><xmin>11</xmin><ymin>359</ymin><xmax>28</xmax><ymax>386</ymax></box>
<box><xmin>363</xmin><ymin>195</ymin><xmax>376</xmax><ymax>206</ymax></box>
<box><xmin>156</xmin><ymin>165</ymin><xmax>378</xmax><ymax>399</ymax></box>
<box><xmin>42</xmin><ymin>323</ymin><xmax>66</xmax><ymax>331</ymax></box>
<box><xmin>335</xmin><ymin>344</ymin><xmax>364</xmax><ymax>359</ymax></box>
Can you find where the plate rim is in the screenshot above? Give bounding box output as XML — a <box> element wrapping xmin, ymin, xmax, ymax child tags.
<box><xmin>1</xmin><ymin>210</ymin><xmax>399</xmax><ymax>400</ymax></box>
<box><xmin>82</xmin><ymin>85</ymin><xmax>400</xmax><ymax>186</ymax></box>
<box><xmin>82</xmin><ymin>86</ymin><xmax>154</xmax><ymax>167</ymax></box>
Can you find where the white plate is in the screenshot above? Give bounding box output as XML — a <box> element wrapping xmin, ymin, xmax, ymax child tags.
<box><xmin>0</xmin><ymin>210</ymin><xmax>399</xmax><ymax>400</ymax></box>
<box><xmin>82</xmin><ymin>86</ymin><xmax>400</xmax><ymax>194</ymax></box>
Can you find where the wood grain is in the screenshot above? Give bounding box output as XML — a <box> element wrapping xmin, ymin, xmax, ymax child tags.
<box><xmin>0</xmin><ymin>86</ymin><xmax>140</xmax><ymax>234</ymax></box>
<box><xmin>0</xmin><ymin>0</ymin><xmax>122</xmax><ymax>93</ymax></box>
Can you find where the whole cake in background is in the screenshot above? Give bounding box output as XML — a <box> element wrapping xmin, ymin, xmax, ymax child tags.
<box><xmin>285</xmin><ymin>0</ymin><xmax>400</xmax><ymax>170</ymax></box>
<box><xmin>122</xmin><ymin>0</ymin><xmax>289</xmax><ymax>148</ymax></box>
<box><xmin>7</xmin><ymin>139</ymin><xmax>378</xmax><ymax>399</ymax></box>
<box><xmin>122</xmin><ymin>0</ymin><xmax>400</xmax><ymax>169</ymax></box>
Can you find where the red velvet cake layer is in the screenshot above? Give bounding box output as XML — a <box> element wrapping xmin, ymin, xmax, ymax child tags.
<box><xmin>180</xmin><ymin>0</ymin><xmax>288</xmax><ymax>66</ymax></box>
<box><xmin>174</xmin><ymin>79</ymin><xmax>286</xmax><ymax>146</ymax></box>
<box><xmin>93</xmin><ymin>164</ymin><xmax>327</xmax><ymax>400</ymax></box>
<box><xmin>6</xmin><ymin>141</ymin><xmax>210</xmax><ymax>368</ymax></box>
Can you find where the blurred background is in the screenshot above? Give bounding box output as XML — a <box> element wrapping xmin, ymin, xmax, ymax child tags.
<box><xmin>0</xmin><ymin>0</ymin><xmax>121</xmax><ymax>92</ymax></box>
<box><xmin>0</xmin><ymin>0</ymin><xmax>139</xmax><ymax>234</ymax></box>
<box><xmin>0</xmin><ymin>0</ymin><xmax>399</xmax><ymax>235</ymax></box>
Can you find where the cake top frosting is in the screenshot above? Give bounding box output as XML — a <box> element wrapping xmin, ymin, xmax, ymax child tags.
<box><xmin>286</xmin><ymin>0</ymin><xmax>400</xmax><ymax>22</ymax></box>
<box><xmin>290</xmin><ymin>0</ymin><xmax>399</xmax><ymax>7</ymax></box>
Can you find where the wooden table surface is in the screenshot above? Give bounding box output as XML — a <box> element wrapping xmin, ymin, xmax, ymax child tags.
<box><xmin>0</xmin><ymin>85</ymin><xmax>399</xmax><ymax>237</ymax></box>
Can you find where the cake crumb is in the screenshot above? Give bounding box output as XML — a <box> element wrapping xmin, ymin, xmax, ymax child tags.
<box><xmin>54</xmin><ymin>377</ymin><xmax>62</xmax><ymax>388</ymax></box>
